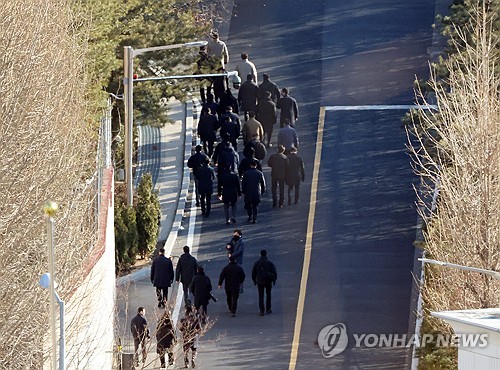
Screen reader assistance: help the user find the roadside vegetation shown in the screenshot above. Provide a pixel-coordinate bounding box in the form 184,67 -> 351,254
406,1 -> 499,368
0,0 -> 228,367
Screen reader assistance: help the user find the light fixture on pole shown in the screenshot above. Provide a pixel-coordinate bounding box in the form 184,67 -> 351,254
39,273 -> 65,370
123,41 -> 207,206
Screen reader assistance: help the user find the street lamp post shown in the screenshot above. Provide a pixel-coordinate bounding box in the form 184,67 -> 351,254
39,273 -> 65,370
123,41 -> 207,206
42,201 -> 62,370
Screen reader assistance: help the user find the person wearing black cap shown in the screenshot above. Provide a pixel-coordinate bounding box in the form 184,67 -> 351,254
218,256 -> 246,317
252,250 -> 277,316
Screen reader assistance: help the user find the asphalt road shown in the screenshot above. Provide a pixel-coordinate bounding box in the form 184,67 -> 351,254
190,0 -> 438,369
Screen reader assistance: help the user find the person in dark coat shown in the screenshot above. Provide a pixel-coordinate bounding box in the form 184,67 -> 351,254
256,91 -> 277,147
197,107 -> 219,157
244,137 -> 267,161
179,303 -> 200,369
131,307 -> 149,366
196,158 -> 215,217
156,310 -> 175,368
151,248 -> 174,308
241,160 -> 266,223
215,140 -> 239,178
219,107 -> 241,150
277,87 -> 299,128
258,73 -> 281,104
176,246 -> 198,304
252,249 -> 277,316
286,146 -> 305,204
225,229 -> 245,266
196,45 -> 213,104
238,147 -> 262,179
277,120 -> 299,154
238,74 -> 259,121
212,132 -> 231,167
218,256 -> 246,317
217,88 -> 239,116
187,145 -> 209,207
190,265 -> 213,315
218,168 -> 241,225
267,145 -> 289,208
202,93 -> 219,116
212,66 -> 227,102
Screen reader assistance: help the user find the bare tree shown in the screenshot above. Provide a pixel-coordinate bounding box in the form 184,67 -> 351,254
408,0 -> 499,329
0,0 -> 98,367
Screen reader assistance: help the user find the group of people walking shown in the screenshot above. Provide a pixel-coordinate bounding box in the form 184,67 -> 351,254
191,65 -> 304,223
134,237 -> 277,368
130,29 -> 304,368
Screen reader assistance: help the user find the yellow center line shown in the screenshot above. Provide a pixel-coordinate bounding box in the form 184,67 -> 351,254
288,106 -> 326,369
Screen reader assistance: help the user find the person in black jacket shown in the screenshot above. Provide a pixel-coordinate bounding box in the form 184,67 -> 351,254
131,307 -> 149,366
190,265 -> 213,315
219,108 -> 241,151
197,107 -> 219,157
241,160 -> 266,224
176,246 -> 198,304
217,88 -> 239,116
196,158 -> 215,217
156,310 -> 175,368
257,73 -> 280,104
238,147 -> 262,179
187,145 -> 209,207
256,90 -> 277,147
252,250 -> 277,316
238,74 -> 259,121
218,256 -> 246,317
277,87 -> 299,128
218,168 -> 241,225
151,248 -> 174,308
267,145 -> 289,208
286,146 -> 305,204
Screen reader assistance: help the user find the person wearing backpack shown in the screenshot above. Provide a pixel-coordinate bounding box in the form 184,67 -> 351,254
252,250 -> 277,316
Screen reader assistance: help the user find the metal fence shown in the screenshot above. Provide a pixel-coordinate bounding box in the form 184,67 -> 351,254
94,98 -> 113,233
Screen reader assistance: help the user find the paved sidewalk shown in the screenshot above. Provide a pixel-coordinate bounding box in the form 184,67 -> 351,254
116,97 -> 197,369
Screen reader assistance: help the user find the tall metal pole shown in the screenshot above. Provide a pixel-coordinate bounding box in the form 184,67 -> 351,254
55,292 -> 65,370
44,201 -> 58,370
123,46 -> 134,206
123,41 -> 207,206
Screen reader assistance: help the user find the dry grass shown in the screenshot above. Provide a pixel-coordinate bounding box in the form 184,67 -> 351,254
408,2 -> 499,321
0,0 -> 97,367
